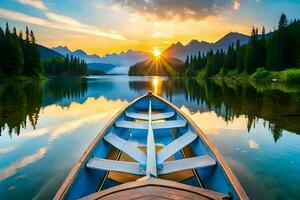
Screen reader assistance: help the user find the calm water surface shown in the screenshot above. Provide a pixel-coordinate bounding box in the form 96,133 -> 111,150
0,76 -> 300,200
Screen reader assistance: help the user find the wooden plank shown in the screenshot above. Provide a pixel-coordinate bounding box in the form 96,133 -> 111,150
104,133 -> 146,163
146,101 -> 157,177
86,158 -> 145,175
158,155 -> 216,175
152,120 -> 186,129
115,120 -> 148,129
115,120 -> 186,130
80,177 -> 230,200
157,130 -> 197,163
125,111 -> 175,120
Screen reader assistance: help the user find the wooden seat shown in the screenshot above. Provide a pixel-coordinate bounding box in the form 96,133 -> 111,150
159,155 -> 216,175
115,120 -> 186,130
86,158 -> 144,175
125,111 -> 175,120
157,130 -> 198,163
104,133 -> 146,163
86,155 -> 215,176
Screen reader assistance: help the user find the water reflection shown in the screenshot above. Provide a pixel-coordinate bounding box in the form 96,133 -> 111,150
0,147 -> 47,181
0,76 -> 299,200
0,78 -> 87,136
129,78 -> 300,141
43,77 -> 88,106
1,77 -> 299,142
0,82 -> 43,136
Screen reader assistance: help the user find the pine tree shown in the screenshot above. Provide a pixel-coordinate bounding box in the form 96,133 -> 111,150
266,13 -> 290,70
237,44 -> 246,72
30,30 -> 43,76
182,55 -> 189,76
5,23 -> 10,37
23,26 -> 31,75
19,30 -> 23,40
25,26 -> 29,42
30,30 -> 36,44
0,27 -> 5,74
197,51 -> 201,71
244,27 -> 258,73
257,26 -> 267,68
12,27 -> 17,38
277,13 -> 289,70
1,23 -> 24,75
9,38 -> 24,75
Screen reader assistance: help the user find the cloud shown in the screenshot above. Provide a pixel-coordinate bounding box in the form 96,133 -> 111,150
233,0 -> 240,10
180,106 -> 246,135
0,8 -> 131,41
113,0 -> 240,21
0,147 -> 47,181
21,111 -> 117,142
248,139 -> 259,149
0,147 -> 15,155
17,0 -> 46,10
21,96 -> 128,141
0,8 -> 47,25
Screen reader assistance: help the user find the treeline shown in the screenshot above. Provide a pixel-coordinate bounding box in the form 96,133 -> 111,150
0,23 -> 43,77
181,14 -> 300,77
44,55 -> 88,76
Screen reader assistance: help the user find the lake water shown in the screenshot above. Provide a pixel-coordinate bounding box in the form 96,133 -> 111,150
0,76 -> 300,200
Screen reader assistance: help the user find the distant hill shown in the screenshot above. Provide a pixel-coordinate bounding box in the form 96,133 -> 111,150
128,56 -> 184,76
51,46 -> 150,66
37,45 -> 63,61
51,45 -> 71,56
163,32 -> 250,60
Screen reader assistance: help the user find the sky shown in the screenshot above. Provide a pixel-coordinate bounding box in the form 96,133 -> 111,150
0,0 -> 300,56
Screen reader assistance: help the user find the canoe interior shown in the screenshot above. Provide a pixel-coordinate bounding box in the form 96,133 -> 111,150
62,95 -> 241,200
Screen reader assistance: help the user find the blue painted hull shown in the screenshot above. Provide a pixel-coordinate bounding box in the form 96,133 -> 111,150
55,93 -> 248,200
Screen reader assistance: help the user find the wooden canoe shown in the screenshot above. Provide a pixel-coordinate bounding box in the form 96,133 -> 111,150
54,92 -> 248,200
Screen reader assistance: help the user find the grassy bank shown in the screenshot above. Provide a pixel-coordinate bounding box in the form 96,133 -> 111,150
0,75 -> 47,83
251,68 -> 300,83
197,68 -> 300,83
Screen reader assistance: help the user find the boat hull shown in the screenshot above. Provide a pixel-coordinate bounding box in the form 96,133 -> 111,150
54,93 -> 248,200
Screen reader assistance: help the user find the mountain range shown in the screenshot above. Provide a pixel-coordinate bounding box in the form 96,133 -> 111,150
37,45 -> 63,61
50,32 -> 250,66
39,31 -> 257,74
51,46 -> 150,66
163,32 -> 250,60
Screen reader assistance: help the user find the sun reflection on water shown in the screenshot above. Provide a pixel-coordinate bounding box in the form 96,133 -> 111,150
151,77 -> 162,95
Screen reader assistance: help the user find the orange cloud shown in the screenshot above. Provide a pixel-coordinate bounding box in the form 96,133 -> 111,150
113,0 -> 240,21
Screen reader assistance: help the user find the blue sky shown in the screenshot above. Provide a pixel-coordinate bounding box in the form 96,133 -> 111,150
0,0 -> 299,55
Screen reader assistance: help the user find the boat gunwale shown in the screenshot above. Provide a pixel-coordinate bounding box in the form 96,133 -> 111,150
151,93 -> 249,200
80,177 -> 230,200
54,92 -> 249,200
53,94 -> 146,200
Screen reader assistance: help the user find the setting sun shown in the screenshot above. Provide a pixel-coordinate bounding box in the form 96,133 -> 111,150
153,48 -> 161,57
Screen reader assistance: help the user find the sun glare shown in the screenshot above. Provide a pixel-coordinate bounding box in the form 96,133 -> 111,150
153,48 -> 161,57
